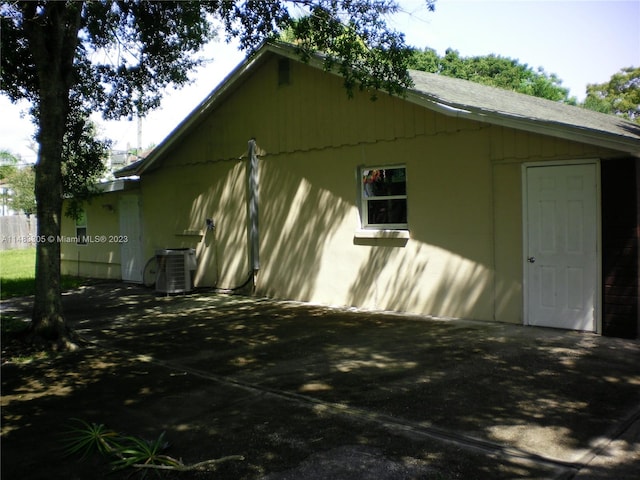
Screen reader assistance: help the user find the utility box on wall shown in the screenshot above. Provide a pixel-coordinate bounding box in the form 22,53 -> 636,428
155,248 -> 197,294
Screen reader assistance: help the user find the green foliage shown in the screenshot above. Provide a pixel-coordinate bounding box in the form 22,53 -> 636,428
408,47 -> 574,103
286,7 -> 411,97
4,0 -> 425,118
582,93 -> 613,115
61,105 -> 110,220
62,420 -> 180,478
280,1 -> 434,98
0,150 -> 19,179
62,419 -> 123,459
1,2 -> 211,119
1,115 -> 108,220
584,67 -> 640,123
407,48 -> 639,121
111,432 -> 180,473
4,165 -> 36,216
62,419 -> 232,477
0,150 -> 20,212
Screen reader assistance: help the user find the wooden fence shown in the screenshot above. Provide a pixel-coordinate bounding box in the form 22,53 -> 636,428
0,215 -> 37,250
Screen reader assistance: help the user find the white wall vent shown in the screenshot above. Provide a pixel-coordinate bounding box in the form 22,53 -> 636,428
155,248 -> 197,294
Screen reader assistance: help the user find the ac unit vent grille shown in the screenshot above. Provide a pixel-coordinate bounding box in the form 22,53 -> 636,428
155,248 -> 196,294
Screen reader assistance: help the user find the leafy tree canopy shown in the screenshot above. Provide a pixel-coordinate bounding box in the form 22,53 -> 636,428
280,2 -> 434,98
408,47 -> 575,103
583,67 -> 640,123
61,106 -> 111,219
0,150 -> 36,216
0,150 -> 19,179
5,165 -> 36,216
2,1 -> 436,119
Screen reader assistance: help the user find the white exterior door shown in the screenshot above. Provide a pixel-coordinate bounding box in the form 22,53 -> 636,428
524,163 -> 598,331
119,195 -> 144,283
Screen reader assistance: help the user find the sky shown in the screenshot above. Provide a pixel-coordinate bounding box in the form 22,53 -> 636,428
1,0 -> 639,165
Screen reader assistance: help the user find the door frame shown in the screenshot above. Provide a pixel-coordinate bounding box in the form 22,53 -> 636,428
119,194 -> 144,283
521,159 -> 602,333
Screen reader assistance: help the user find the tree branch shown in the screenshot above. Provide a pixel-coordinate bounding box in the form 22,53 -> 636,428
131,455 -> 245,472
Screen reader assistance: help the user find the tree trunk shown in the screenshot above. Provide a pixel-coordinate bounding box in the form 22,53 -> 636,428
22,2 -> 83,349
31,85 -> 69,346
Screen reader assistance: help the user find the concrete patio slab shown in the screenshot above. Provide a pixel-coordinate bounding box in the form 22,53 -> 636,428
2,281 -> 639,479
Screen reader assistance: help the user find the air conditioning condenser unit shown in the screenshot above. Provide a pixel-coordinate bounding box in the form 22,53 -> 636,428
155,248 -> 197,294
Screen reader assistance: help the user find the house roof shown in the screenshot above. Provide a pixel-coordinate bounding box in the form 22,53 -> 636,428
116,41 -> 640,178
406,70 -> 640,154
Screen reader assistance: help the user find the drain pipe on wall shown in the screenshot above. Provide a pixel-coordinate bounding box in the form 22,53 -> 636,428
247,138 -> 260,292
207,138 -> 260,295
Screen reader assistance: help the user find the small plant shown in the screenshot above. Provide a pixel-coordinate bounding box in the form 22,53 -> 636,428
62,418 -> 122,459
111,431 -> 181,472
62,418 -> 244,477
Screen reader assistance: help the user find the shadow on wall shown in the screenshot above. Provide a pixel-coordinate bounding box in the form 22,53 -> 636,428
243,147 -> 519,320
258,154 -> 353,302
347,243 -> 513,320
170,133 -> 520,321
188,161 -> 250,288
144,160 -> 251,289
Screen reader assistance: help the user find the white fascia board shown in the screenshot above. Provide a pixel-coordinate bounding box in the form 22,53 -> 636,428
63,178 -> 138,199
97,178 -> 139,193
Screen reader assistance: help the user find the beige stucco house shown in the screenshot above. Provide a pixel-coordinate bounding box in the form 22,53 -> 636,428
61,42 -> 640,338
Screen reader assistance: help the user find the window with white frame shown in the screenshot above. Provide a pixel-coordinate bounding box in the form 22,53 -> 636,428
360,165 -> 408,229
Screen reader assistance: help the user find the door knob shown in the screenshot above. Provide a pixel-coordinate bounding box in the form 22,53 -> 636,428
527,256 -> 536,263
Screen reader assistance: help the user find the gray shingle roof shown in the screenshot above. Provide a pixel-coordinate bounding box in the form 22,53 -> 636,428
407,69 -> 640,154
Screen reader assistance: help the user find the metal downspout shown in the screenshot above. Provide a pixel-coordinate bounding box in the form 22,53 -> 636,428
248,138 -> 260,290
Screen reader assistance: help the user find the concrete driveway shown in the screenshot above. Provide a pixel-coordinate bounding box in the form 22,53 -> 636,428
2,281 -> 639,479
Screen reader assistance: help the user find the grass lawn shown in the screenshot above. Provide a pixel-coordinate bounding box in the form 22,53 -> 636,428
0,247 -> 83,300
0,247 -> 36,278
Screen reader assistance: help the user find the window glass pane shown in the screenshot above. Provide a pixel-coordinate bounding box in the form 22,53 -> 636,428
362,168 -> 406,198
76,227 -> 87,245
76,209 -> 87,244
367,198 -> 407,225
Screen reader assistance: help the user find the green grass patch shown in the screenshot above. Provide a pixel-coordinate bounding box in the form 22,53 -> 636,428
0,247 -> 36,278
1,278 -> 36,300
1,247 -> 36,299
0,247 -> 84,299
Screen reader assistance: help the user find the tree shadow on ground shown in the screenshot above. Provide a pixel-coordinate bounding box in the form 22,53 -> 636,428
2,283 -> 639,479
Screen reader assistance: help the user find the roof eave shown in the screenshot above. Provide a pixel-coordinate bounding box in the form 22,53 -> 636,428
490,115 -> 640,157
405,90 -> 640,157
